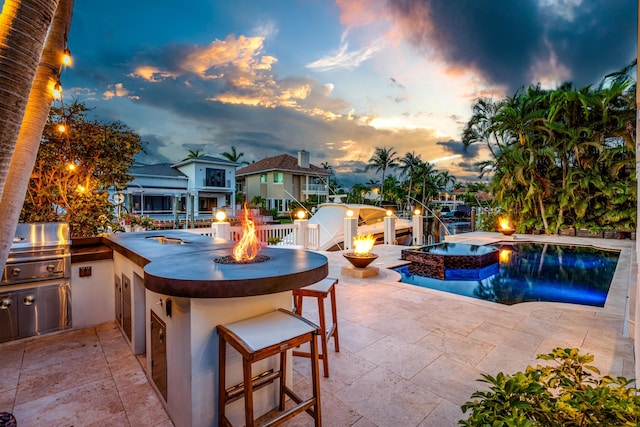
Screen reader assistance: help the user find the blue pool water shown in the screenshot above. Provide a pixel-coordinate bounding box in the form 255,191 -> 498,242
395,243 -> 620,306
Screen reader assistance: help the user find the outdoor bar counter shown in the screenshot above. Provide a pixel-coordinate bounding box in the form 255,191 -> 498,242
104,230 -> 329,427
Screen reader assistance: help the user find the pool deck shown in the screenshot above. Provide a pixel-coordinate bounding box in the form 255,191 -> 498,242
0,232 -> 635,426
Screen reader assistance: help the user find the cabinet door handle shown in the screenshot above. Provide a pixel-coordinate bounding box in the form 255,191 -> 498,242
23,295 -> 35,306
0,298 -> 12,309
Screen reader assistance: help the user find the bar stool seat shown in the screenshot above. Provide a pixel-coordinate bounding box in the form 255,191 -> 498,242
217,308 -> 322,427
293,277 -> 339,377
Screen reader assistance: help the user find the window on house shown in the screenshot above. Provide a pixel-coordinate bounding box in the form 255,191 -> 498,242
273,172 -> 283,183
260,174 -> 267,183
205,168 -> 225,187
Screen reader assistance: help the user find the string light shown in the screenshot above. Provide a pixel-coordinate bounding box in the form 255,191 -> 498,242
57,123 -> 66,133
52,80 -> 62,99
62,48 -> 72,67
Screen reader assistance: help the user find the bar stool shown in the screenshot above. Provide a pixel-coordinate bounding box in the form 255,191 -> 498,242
217,308 -> 322,427
293,277 -> 339,378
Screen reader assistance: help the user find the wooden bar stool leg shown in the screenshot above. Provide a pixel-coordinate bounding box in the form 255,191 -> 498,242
310,331 -> 322,427
243,359 -> 255,427
317,296 -> 329,378
278,350 -> 286,411
330,287 -> 340,352
218,334 -> 227,425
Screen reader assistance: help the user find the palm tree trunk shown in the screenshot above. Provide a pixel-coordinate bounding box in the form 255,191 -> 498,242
0,0 -> 67,269
0,0 -> 59,201
537,194 -> 549,233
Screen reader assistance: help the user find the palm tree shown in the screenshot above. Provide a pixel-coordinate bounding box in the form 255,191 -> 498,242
183,149 -> 205,161
221,146 -> 249,165
399,151 -> 422,211
365,146 -> 399,205
0,0 -> 72,270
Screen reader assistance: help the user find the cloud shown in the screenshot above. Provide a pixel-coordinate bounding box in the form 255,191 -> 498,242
306,32 -> 386,71
103,83 -> 137,100
384,0 -> 636,93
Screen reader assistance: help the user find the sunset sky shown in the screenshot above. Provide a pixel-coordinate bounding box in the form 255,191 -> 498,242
63,0 -> 637,188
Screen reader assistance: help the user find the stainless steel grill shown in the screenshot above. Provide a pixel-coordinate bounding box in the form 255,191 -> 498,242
0,223 -> 71,343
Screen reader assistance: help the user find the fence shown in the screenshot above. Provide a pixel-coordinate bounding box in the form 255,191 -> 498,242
183,221 -> 321,250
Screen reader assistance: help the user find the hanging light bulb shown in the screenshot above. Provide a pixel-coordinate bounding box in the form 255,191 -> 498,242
62,48 -> 72,67
57,123 -> 67,133
52,80 -> 62,99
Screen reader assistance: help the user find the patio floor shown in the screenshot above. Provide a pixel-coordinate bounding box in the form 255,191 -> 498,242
0,232 -> 635,426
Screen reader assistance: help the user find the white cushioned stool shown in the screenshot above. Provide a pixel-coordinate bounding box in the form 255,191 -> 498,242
217,308 -> 322,427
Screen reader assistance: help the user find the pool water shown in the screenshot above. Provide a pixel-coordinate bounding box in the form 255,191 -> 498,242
395,242 -> 620,306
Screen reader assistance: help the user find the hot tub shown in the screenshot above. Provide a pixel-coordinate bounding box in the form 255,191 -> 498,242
401,242 -> 499,279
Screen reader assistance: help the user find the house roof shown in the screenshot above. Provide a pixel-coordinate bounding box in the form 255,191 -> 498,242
236,154 -> 331,177
172,155 -> 239,168
131,163 -> 187,178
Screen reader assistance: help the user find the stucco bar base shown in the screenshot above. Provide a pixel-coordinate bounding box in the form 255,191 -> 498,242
145,289 -> 293,427
341,265 -> 380,278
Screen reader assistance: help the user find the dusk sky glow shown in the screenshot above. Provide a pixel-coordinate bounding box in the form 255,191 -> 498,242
63,0 -> 637,188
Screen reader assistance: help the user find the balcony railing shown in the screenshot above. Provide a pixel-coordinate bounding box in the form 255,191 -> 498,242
302,183 -> 328,194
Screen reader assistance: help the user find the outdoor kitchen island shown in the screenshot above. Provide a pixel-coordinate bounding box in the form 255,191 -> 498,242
104,231 -> 329,427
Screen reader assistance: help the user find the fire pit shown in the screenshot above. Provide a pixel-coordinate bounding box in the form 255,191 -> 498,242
342,233 -> 380,278
498,218 -> 516,236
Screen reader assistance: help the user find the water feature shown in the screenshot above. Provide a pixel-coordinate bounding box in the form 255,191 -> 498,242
395,242 -> 620,306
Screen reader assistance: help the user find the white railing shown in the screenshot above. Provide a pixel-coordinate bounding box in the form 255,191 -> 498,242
183,222 -> 320,250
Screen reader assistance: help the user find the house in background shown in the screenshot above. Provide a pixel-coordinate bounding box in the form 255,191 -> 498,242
120,156 -> 239,220
236,150 -> 332,213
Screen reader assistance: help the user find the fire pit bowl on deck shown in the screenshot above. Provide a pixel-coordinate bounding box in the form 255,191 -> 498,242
343,252 -> 378,269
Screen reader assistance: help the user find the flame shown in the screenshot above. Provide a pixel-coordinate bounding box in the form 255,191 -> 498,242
353,233 -> 375,256
232,204 -> 261,262
499,249 -> 512,263
499,218 -> 513,230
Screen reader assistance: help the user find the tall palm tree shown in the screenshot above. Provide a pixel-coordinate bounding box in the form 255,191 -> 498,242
0,0 -> 71,271
399,151 -> 422,211
221,146 -> 249,165
365,146 -> 398,205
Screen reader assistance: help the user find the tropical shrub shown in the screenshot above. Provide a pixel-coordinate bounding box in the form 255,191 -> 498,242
460,348 -> 640,426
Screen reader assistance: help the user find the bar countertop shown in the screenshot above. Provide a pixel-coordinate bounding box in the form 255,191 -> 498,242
105,230 -> 328,298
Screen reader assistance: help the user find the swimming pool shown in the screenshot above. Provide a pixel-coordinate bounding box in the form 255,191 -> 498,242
395,242 -> 620,306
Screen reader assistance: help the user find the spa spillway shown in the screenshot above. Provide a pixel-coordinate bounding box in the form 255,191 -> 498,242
401,242 -> 499,280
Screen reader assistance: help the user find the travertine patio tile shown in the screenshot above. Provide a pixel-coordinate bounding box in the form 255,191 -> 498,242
468,321 -> 545,352
0,389 -> 14,413
21,328 -> 102,372
15,351 -> 110,405
356,335 -> 440,379
410,355 -> 484,407
335,367 -> 442,427
475,344 -> 539,375
418,397 -> 466,426
0,341 -> 24,394
367,315 -> 433,343
338,319 -> 384,353
292,348 -> 377,395
415,329 -> 495,367
12,377 -> 125,426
